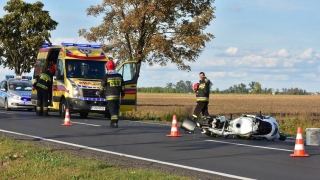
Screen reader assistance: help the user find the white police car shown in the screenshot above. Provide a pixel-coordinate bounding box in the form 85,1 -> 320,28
0,75 -> 33,111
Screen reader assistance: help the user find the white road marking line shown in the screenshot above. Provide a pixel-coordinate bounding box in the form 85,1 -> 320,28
70,122 -> 101,126
0,129 -> 256,180
206,139 -> 292,152
122,120 -> 170,126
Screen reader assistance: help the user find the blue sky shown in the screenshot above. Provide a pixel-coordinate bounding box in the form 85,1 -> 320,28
1,0 -> 319,92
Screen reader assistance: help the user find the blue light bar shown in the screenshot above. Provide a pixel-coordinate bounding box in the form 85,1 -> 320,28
61,43 -> 76,47
61,43 -> 101,48
42,43 -> 52,48
5,75 -> 14,79
91,44 -> 101,48
77,44 -> 89,47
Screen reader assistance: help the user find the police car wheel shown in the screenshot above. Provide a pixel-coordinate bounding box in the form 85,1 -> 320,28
80,112 -> 88,118
4,99 -> 11,111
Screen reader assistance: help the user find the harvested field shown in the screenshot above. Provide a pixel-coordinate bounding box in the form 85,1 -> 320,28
133,93 -> 320,122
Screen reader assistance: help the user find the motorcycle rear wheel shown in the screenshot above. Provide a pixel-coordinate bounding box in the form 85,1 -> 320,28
279,132 -> 286,141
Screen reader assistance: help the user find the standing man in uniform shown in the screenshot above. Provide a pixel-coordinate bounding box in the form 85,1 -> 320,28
192,72 -> 211,121
99,60 -> 125,128
33,62 -> 55,116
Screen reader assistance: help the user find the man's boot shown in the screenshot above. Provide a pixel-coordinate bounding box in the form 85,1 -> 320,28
36,107 -> 42,116
110,120 -> 118,128
43,107 -> 49,116
191,116 -> 200,127
43,110 -> 49,116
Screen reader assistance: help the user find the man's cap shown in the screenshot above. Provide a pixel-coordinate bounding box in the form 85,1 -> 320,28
199,72 -> 205,76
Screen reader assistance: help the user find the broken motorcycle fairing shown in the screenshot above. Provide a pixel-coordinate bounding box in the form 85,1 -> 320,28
181,114 -> 286,141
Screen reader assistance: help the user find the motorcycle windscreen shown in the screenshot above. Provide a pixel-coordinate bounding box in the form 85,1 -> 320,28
232,117 -> 254,135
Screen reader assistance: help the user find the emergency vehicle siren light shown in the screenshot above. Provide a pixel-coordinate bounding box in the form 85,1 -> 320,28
42,43 -> 52,48
21,76 -> 32,80
61,43 -> 101,49
61,43 -> 76,47
5,75 -> 14,79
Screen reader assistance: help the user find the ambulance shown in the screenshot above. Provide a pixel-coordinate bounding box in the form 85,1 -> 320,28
31,43 -> 138,118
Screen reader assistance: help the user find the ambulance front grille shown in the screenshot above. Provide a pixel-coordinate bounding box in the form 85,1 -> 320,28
82,89 -> 99,98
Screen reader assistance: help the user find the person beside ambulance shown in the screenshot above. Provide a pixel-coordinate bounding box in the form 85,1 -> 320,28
98,60 -> 125,128
32,62 -> 55,116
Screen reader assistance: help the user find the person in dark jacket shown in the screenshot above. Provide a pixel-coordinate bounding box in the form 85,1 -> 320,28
192,72 -> 211,120
33,62 -> 55,116
98,60 -> 125,128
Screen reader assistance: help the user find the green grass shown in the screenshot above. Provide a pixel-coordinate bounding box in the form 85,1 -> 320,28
0,136 -> 191,180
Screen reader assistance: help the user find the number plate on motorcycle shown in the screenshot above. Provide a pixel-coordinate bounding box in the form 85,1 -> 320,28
90,106 -> 105,111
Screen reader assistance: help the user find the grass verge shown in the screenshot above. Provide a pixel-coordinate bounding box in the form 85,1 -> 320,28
0,136 -> 192,180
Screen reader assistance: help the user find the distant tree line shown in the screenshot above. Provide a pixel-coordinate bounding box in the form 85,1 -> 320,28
137,80 -> 309,95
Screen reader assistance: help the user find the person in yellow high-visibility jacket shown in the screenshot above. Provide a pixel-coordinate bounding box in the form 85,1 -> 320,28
32,62 -> 55,116
192,72 -> 211,121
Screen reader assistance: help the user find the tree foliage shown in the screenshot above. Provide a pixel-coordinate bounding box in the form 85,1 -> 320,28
79,0 -> 215,75
0,0 -> 58,75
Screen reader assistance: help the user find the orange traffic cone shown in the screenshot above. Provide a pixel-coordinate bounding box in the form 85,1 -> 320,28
62,108 -> 73,126
167,115 -> 182,137
290,127 -> 309,157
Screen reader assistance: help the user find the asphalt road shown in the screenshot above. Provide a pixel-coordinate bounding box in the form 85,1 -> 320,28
1,109 -> 319,180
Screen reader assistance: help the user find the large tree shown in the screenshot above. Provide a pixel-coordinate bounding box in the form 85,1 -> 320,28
79,0 -> 215,75
0,0 -> 58,75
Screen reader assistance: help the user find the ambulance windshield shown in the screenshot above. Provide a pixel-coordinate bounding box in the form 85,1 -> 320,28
66,60 -> 106,79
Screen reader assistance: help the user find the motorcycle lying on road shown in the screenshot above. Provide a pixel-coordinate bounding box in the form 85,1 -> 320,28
181,112 -> 286,141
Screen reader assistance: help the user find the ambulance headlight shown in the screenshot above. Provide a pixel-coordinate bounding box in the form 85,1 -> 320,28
10,93 -> 21,100
72,85 -> 80,97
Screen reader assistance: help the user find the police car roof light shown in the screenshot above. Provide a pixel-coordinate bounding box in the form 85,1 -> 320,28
42,43 -> 52,48
5,75 -> 14,79
21,76 -> 32,80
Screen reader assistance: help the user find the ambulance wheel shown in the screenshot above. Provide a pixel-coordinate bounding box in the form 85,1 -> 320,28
4,99 -> 11,111
80,112 -> 88,118
59,98 -> 67,118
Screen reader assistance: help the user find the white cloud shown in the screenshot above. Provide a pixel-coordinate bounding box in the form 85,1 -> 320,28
302,73 -> 317,78
300,48 -> 315,59
278,49 -> 290,58
235,55 -> 278,67
202,58 -> 227,66
262,49 -> 278,57
283,60 -> 294,67
224,47 -> 238,56
270,68 -> 299,73
263,74 -> 289,81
